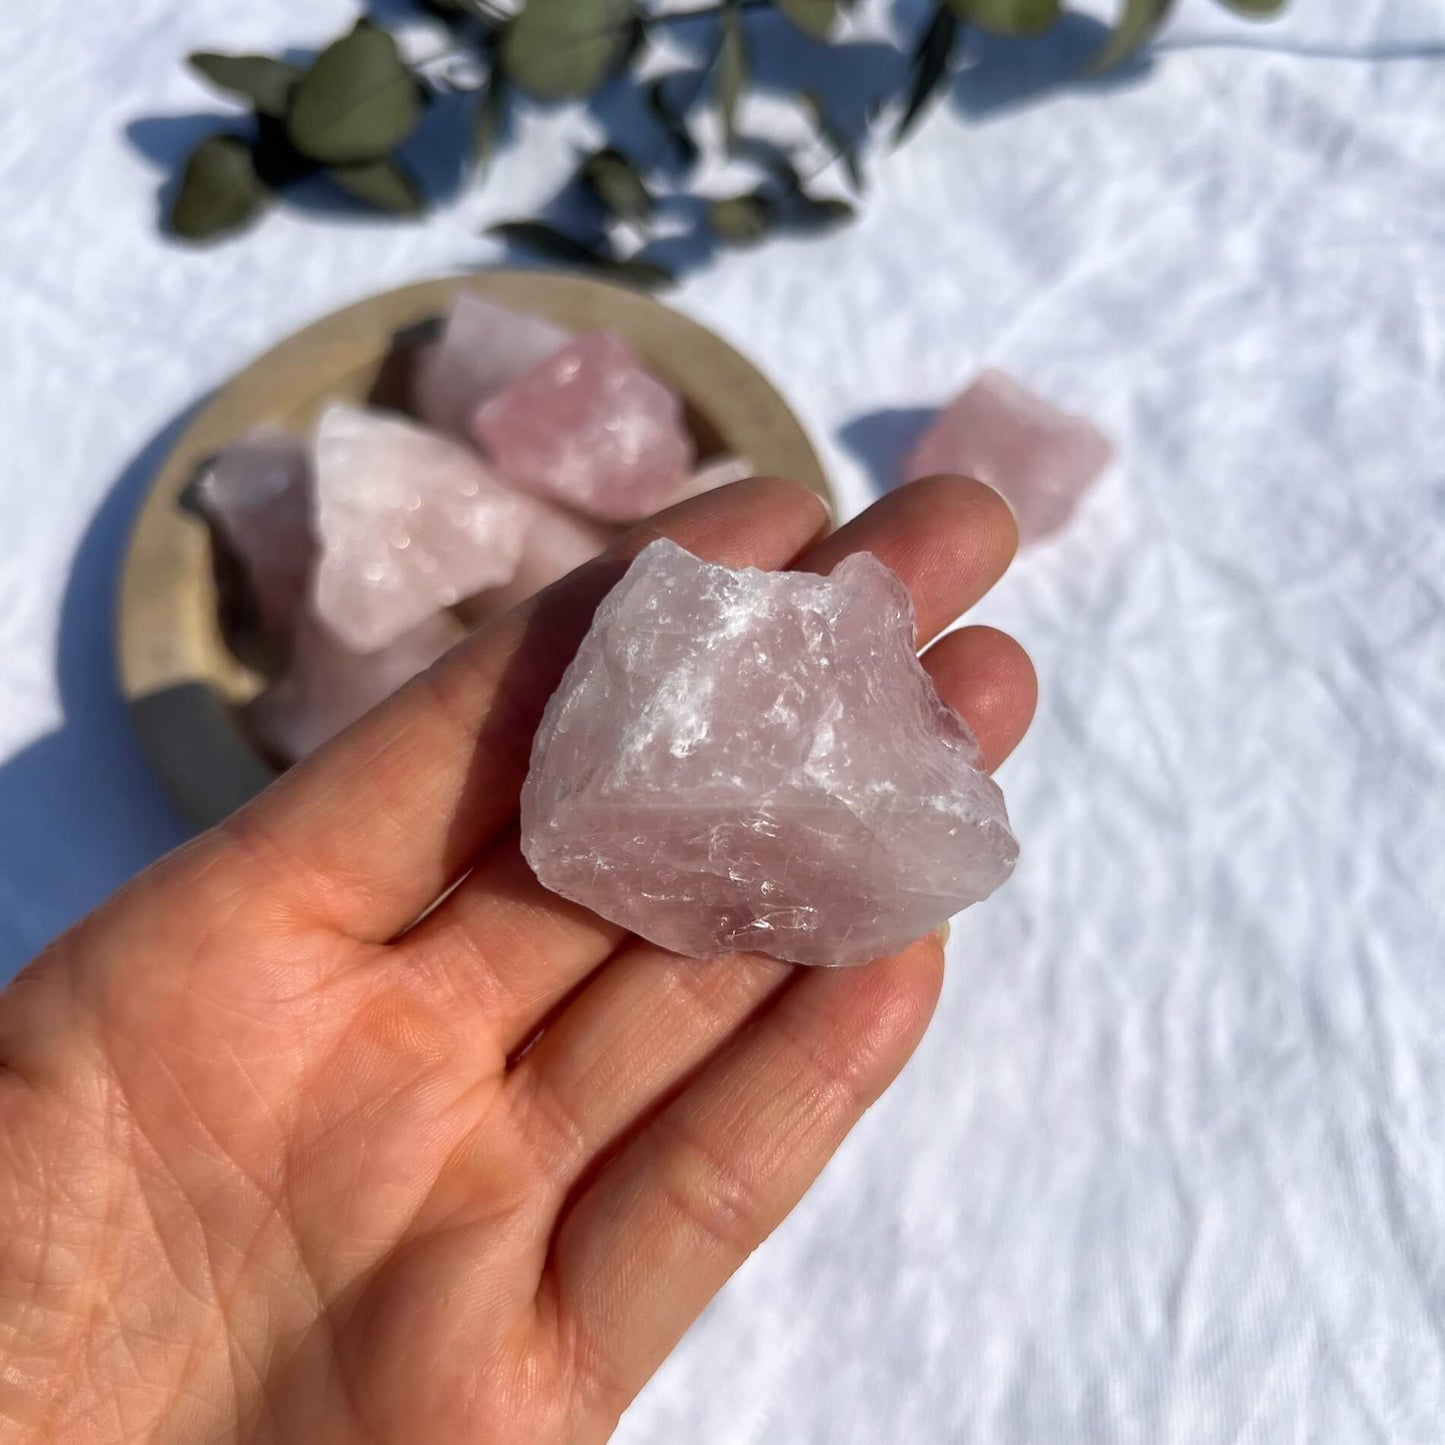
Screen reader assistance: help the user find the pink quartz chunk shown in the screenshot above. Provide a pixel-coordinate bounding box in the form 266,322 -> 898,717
468,501 -> 616,619
192,429 -> 312,637
312,404 -> 529,654
473,331 -> 695,522
247,611 -> 465,764
413,293 -> 571,440
903,370 -> 1113,543
521,539 -> 1018,967
671,454 -> 755,503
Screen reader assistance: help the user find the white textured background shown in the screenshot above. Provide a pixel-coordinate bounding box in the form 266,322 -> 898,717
3,1 -> 1445,1439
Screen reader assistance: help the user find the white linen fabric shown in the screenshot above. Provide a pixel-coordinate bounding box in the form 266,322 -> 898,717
1,1 -> 1443,1438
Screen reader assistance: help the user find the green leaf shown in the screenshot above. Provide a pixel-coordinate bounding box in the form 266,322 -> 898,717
776,0 -> 840,39
601,257 -> 677,291
794,193 -> 856,230
1090,0 -> 1174,71
169,134 -> 269,242
894,6 -> 959,144
487,221 -> 673,289
951,0 -> 1061,36
717,0 -> 749,155
188,53 -> 302,118
471,71 -> 508,179
710,193 -> 775,245
329,157 -> 426,214
581,147 -> 652,222
803,89 -> 863,192
646,76 -> 700,167
500,0 -> 637,100
1213,0 -> 1287,13
287,23 -> 424,165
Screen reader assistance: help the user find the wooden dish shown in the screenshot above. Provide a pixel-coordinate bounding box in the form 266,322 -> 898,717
118,271 -> 830,829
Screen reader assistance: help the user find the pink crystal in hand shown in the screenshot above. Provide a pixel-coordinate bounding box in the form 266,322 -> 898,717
413,293 -> 571,440
246,611 -> 465,764
312,404 -> 529,654
521,539 -> 1018,967
473,331 -> 695,522
192,429 -> 312,638
904,370 -> 1112,543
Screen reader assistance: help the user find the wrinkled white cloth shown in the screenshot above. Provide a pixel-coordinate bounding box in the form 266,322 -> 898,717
2,0 -> 1444,1439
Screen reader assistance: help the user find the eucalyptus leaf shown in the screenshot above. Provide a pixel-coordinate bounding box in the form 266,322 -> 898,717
803,89 -> 863,192
287,24 -> 424,164
602,257 -> 677,291
646,76 -> 700,167
489,220 -> 604,265
170,134 -> 269,241
776,0 -> 840,39
188,52 -> 302,118
710,193 -> 775,245
488,221 -> 673,288
581,147 -> 652,222
329,157 -> 426,214
471,72 -> 508,178
794,193 -> 856,229
894,6 -> 959,144
951,0 -> 1062,37
717,0 -> 749,155
1213,0 -> 1286,13
1090,0 -> 1174,71
500,0 -> 637,100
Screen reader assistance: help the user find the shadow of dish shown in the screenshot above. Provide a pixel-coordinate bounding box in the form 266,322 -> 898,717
0,412 -> 201,981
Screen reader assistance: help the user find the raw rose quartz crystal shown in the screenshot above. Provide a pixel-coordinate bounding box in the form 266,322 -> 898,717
191,430 -> 312,637
413,293 -> 571,440
671,454 -> 756,503
521,539 -> 1018,966
473,331 -> 695,522
247,611 -> 465,764
312,404 -> 529,654
467,501 -> 616,620
904,369 -> 1112,543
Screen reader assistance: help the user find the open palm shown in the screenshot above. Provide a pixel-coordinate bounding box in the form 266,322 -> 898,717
0,476 -> 1034,1444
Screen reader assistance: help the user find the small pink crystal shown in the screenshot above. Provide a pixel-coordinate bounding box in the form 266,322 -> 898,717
247,611 -> 465,764
473,331 -> 695,522
413,293 -> 571,440
192,429 -> 312,637
522,539 -> 1018,967
671,454 -> 756,504
470,501 -> 616,619
904,370 -> 1112,543
312,404 -> 529,654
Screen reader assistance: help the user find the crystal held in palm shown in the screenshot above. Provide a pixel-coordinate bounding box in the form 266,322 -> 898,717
521,540 -> 1018,967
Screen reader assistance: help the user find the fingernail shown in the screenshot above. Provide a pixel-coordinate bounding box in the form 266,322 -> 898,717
934,919 -> 951,947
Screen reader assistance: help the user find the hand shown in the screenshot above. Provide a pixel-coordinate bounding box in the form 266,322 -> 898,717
0,476 -> 1034,1444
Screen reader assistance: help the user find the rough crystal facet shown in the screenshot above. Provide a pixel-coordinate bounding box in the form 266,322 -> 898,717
904,370 -> 1112,543
192,429 -> 312,638
522,539 -> 1018,966
473,331 -> 695,522
312,404 -> 528,654
413,293 -> 571,440
247,611 -> 464,764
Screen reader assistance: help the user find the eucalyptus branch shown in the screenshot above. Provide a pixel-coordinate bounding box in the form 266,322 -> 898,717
167,0 -> 1293,267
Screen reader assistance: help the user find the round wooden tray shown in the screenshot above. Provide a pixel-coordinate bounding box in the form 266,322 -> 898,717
118,271 -> 830,829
